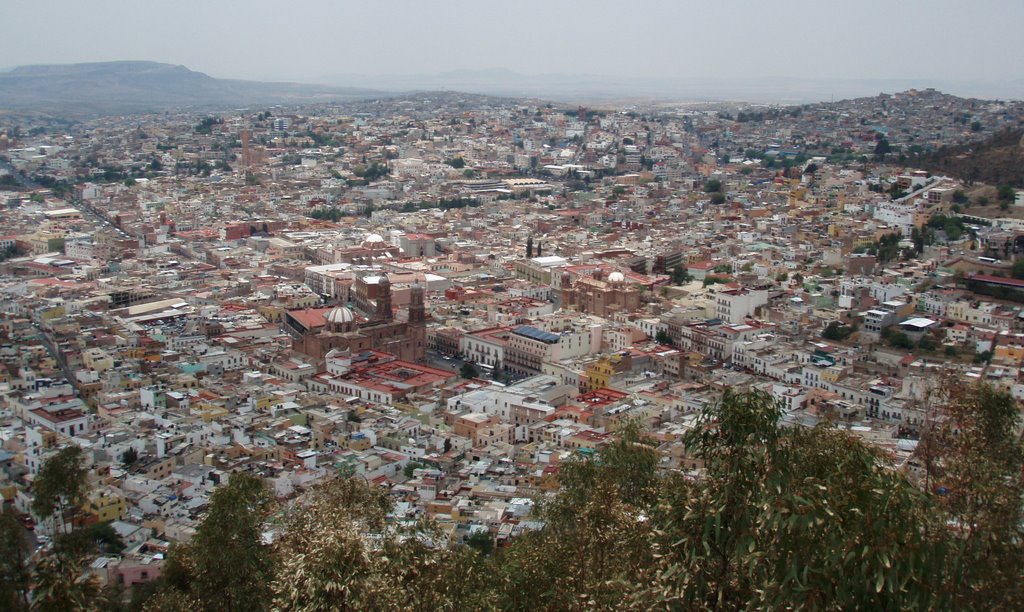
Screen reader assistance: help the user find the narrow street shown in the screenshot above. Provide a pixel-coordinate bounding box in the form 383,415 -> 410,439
31,322 -> 80,395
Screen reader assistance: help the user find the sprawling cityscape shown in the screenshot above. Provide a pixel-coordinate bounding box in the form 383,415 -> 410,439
1,2 -> 1023,609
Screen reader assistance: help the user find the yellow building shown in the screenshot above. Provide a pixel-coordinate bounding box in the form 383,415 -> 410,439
252,395 -> 275,413
83,488 -> 127,523
820,365 -> 846,384
28,230 -> 65,255
192,402 -> 228,422
82,348 -> 115,372
258,304 -> 285,322
348,435 -> 372,451
584,354 -> 623,391
994,344 -> 1024,363
38,304 -> 66,324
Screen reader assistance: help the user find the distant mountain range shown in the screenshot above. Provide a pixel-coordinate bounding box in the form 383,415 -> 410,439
320,68 -> 1024,104
0,61 -> 384,116
1,61 -> 1021,119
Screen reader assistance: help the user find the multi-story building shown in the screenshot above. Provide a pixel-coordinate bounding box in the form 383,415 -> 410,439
461,326 -> 510,369
504,325 -> 592,377
714,288 -> 769,324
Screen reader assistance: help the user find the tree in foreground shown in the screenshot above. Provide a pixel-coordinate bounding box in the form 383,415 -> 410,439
918,381 -> 1024,609
145,472 -> 273,612
635,389 -> 948,610
30,552 -> 105,612
0,508 -> 31,610
28,445 -> 109,611
31,446 -> 88,537
494,422 -> 660,610
133,386 -> 1023,611
271,477 -> 493,611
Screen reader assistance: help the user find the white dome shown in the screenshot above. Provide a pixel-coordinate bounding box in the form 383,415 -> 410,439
326,305 -> 355,325
364,233 -> 384,243
608,271 -> 626,283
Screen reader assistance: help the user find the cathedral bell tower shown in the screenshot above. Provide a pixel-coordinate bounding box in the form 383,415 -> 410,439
374,274 -> 393,321
408,282 -> 426,325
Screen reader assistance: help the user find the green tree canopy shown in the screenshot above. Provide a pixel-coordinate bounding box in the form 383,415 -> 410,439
822,320 -> 855,341
148,472 -> 273,612
271,478 -> 492,610
637,389 -> 948,609
134,387 -> 1024,611
671,265 -> 692,285
0,509 -> 31,610
998,184 -> 1016,203
31,446 -> 88,536
918,382 -> 1024,609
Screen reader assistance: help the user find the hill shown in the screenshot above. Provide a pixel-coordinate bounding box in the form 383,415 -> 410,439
916,128 -> 1024,188
0,61 -> 383,117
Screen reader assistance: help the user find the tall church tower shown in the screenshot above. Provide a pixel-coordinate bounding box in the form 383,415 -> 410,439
407,281 -> 427,361
374,274 -> 393,321
408,283 -> 426,325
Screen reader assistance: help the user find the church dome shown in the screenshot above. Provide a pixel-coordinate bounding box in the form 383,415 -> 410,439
608,271 -> 626,283
325,305 -> 355,325
362,233 -> 388,250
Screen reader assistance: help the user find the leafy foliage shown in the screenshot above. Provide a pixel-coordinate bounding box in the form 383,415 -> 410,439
193,117 -> 223,135
402,197 -> 481,212
30,552 -> 105,611
635,390 -> 947,610
133,387 -> 1024,611
0,509 -> 31,610
31,446 -> 88,536
352,162 -> 390,182
822,320 -> 855,341
121,447 -> 139,466
926,213 -> 968,241
671,265 -> 692,285
271,478 -> 492,611
148,472 -> 273,612
918,382 -> 1024,609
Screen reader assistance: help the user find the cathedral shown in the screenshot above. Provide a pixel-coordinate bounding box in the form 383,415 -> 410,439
560,269 -> 642,318
293,274 -> 427,363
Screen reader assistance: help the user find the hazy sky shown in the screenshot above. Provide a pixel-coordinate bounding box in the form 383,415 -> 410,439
3,0 -> 1022,85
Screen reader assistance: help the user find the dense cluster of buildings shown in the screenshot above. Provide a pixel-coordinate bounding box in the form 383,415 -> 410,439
0,87 -> 1022,587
